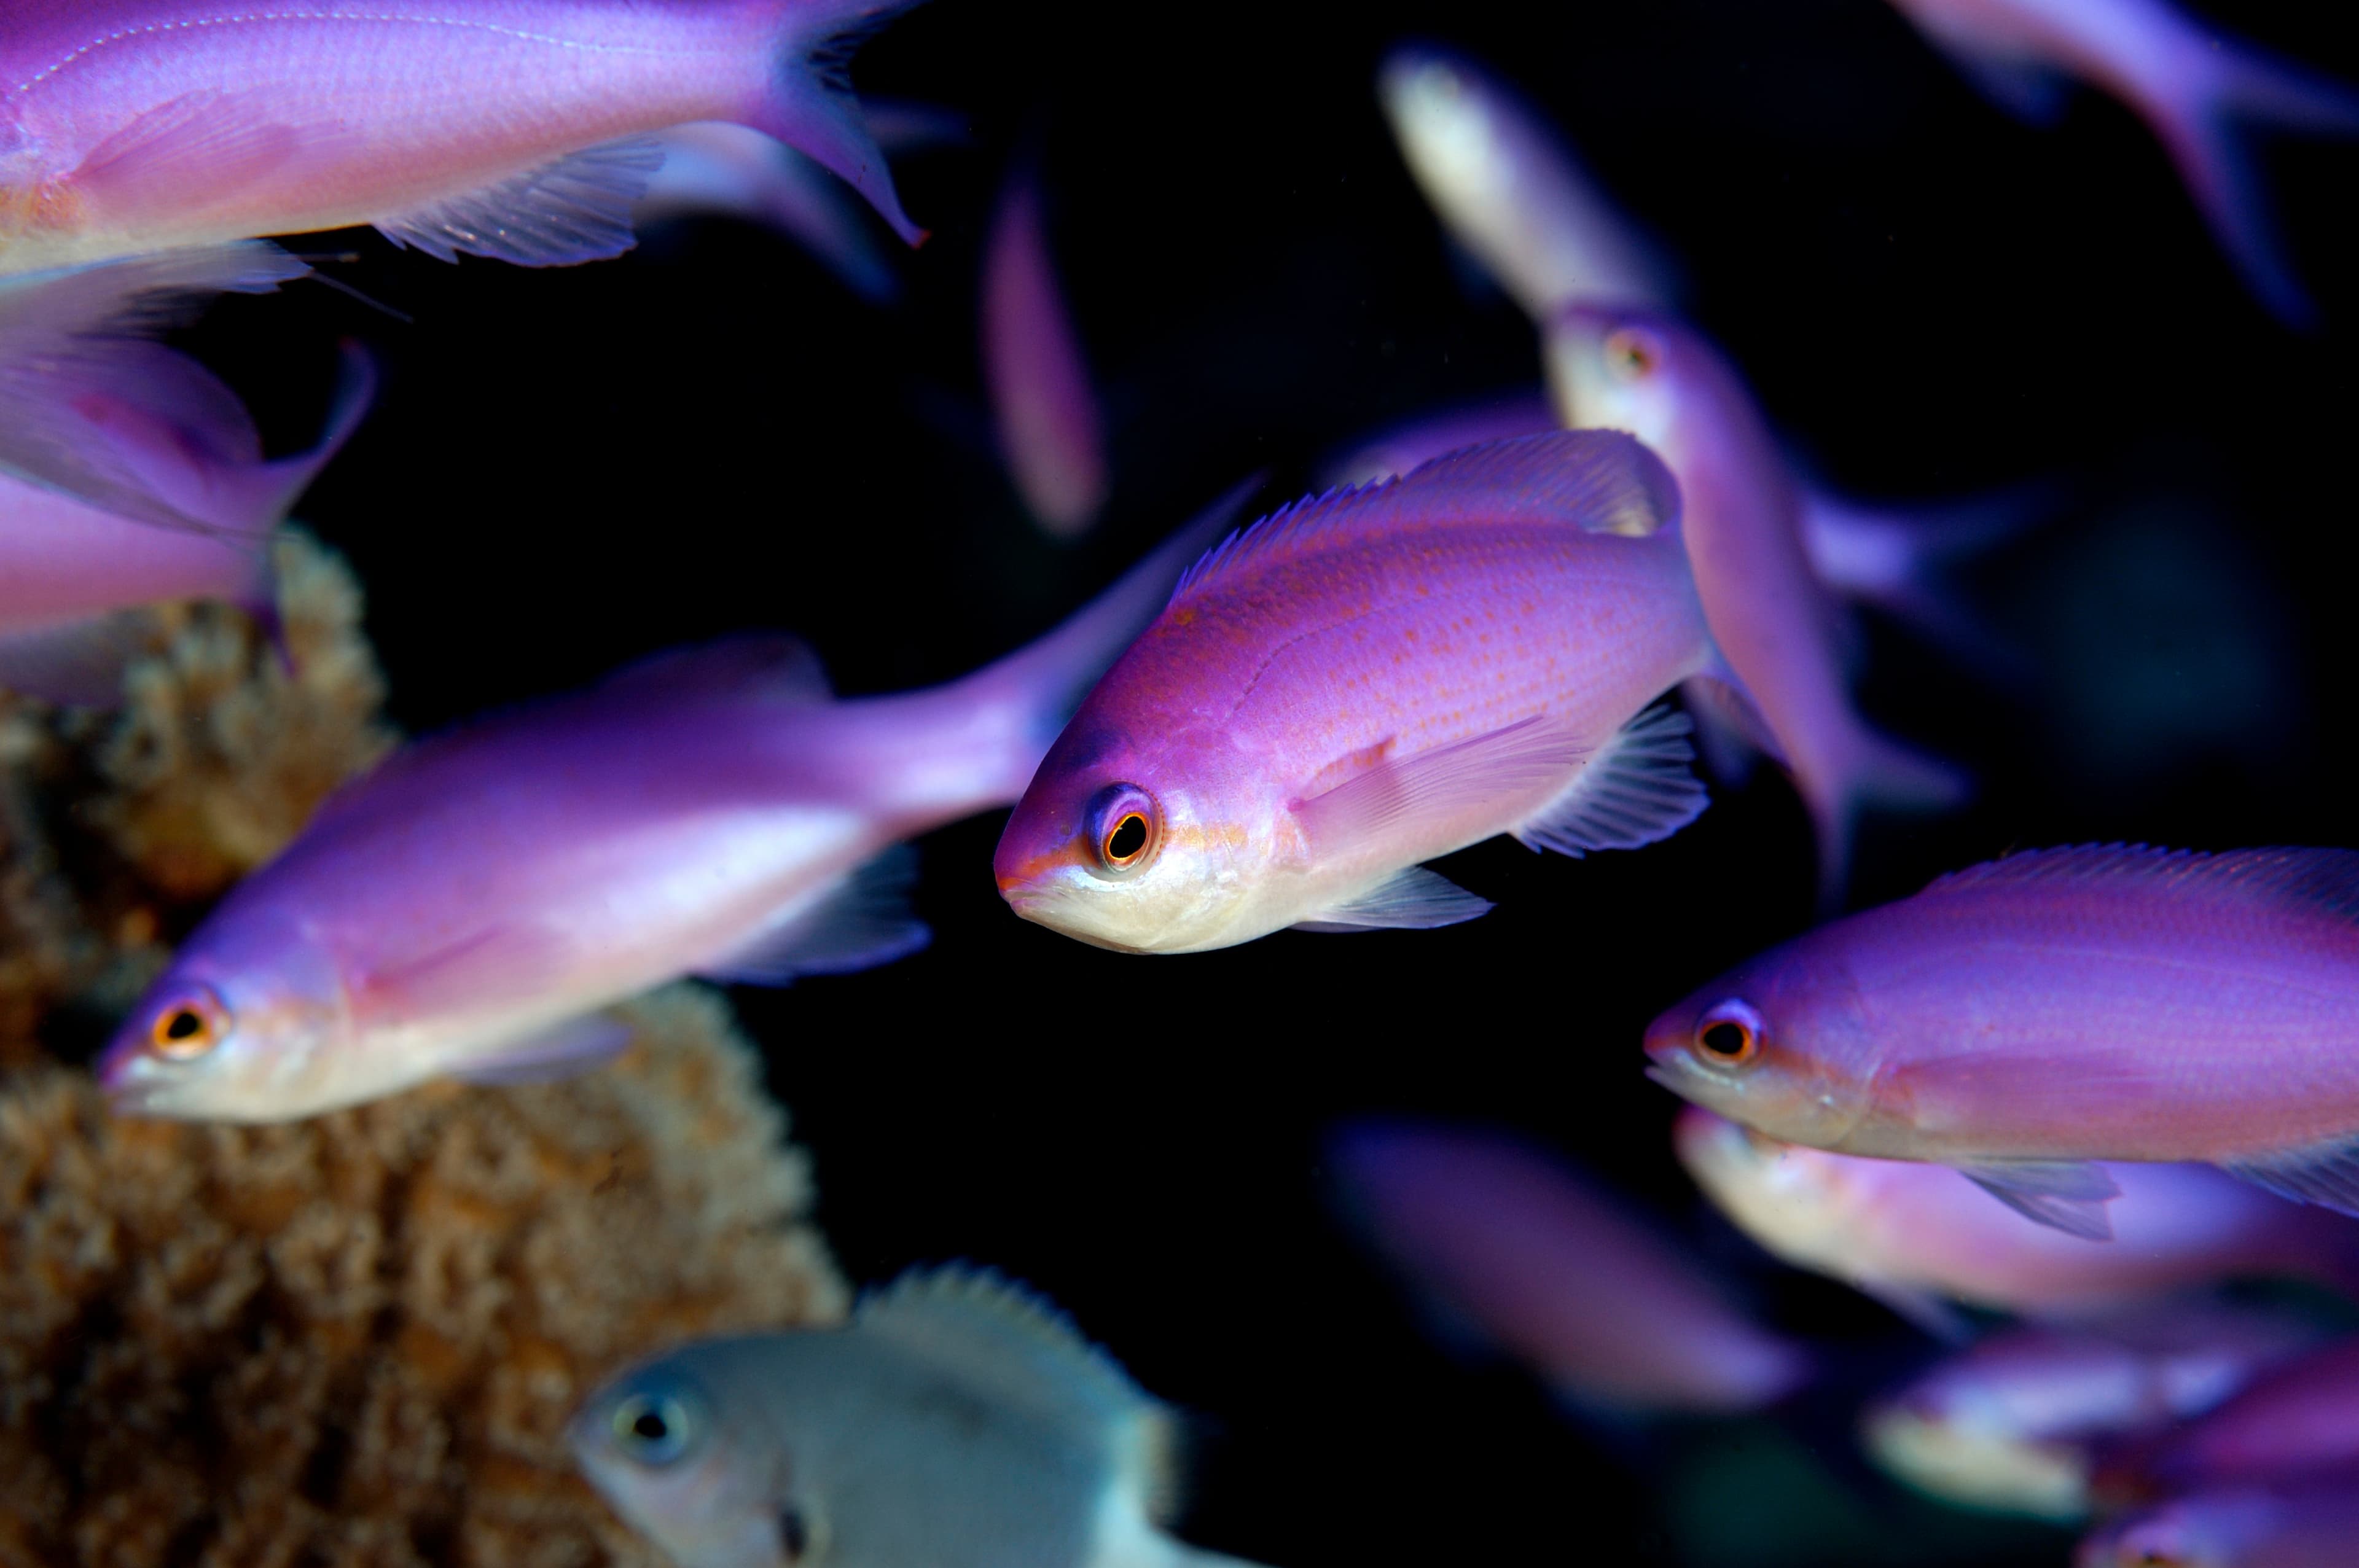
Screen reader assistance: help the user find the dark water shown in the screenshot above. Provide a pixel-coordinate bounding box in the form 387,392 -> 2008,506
182,1 -> 2359,1562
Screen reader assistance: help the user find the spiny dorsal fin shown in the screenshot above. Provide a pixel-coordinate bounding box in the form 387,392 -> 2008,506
1919,844 -> 2359,921
1169,430 -> 1678,607
855,1263 -> 1154,1433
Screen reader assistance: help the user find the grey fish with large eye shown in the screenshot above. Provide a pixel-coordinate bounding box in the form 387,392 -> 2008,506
569,1265 -> 1273,1568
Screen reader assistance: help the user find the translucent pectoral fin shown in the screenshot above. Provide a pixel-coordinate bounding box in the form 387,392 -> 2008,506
1957,1161 -> 2121,1241
71,90 -> 307,212
379,139 -> 663,267
1292,865 -> 1493,932
450,1014 -> 633,1085
695,847 -> 930,985
1292,713 -> 1587,857
2220,1137 -> 2359,1217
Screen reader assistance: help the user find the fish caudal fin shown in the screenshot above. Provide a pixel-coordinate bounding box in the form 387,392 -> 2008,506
211,339 -> 378,536
1812,727 -> 1971,907
752,0 -> 931,246
2140,40 -> 2359,327
953,476 -> 1264,800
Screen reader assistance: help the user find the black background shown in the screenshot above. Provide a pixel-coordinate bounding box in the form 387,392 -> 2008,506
175,1 -> 2359,1562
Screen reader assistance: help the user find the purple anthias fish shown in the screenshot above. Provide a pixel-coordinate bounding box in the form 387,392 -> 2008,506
980,160 -> 1108,539
2078,1480 -> 2359,1568
1885,0 -> 2359,326
0,0 -> 925,278
99,490 -> 1248,1122
993,432 -> 1722,954
1646,845 -> 2359,1241
1377,44 -> 1675,323
2100,1336 -> 2359,1500
1549,305 -> 1965,900
1864,1308 -> 2326,1522
1675,1109 -> 2359,1329
1329,1120 -> 1808,1414
637,104 -> 962,303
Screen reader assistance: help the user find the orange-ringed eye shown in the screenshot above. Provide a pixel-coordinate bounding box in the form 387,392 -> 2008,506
1104,813 -> 1149,865
148,988 -> 226,1061
1604,327 -> 1657,381
1694,999 -> 1762,1067
1084,783 -> 1160,878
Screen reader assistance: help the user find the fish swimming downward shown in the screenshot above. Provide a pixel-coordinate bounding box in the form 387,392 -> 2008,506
98,491 -> 1246,1121
1549,303 -> 1965,900
1646,844 -> 2359,1239
0,0 -> 926,278
1883,0 -> 2359,326
572,1265 -> 1274,1568
1674,1108 -> 2359,1328
981,157 -> 1108,538
994,431 -> 1723,954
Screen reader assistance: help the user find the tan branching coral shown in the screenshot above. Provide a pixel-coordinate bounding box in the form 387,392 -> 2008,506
0,986 -> 846,1568
0,542 -> 847,1565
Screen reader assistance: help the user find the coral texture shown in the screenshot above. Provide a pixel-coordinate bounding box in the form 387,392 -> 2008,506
0,545 -> 847,1566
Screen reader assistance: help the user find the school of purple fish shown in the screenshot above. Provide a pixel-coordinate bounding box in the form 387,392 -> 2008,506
4,0 -> 2357,1564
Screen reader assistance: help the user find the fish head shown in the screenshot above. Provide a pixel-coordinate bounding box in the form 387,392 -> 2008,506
2074,1494 -> 2277,1568
1644,941 -> 1879,1150
994,716 -> 1258,953
571,1349 -> 809,1568
98,905 -> 349,1121
1544,303 -> 1690,456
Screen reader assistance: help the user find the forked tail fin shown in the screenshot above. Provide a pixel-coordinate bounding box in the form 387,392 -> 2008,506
753,0 -> 932,245
1813,729 -> 1972,908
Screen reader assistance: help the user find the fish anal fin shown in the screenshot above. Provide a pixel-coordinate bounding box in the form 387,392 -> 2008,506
72,91 -> 308,213
1958,1161 -> 2119,1241
449,1014 -> 633,1086
378,139 -> 663,267
1512,703 -> 1707,857
1293,865 -> 1492,932
2220,1137 -> 2359,1217
1292,713 -> 1587,857
694,846 -> 928,985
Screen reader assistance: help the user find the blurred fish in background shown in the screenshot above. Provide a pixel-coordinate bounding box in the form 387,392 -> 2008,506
1676,1108 -> 2359,1331
1882,0 -> 2359,326
1861,1306 -> 2331,1521
573,1265 -> 1274,1568
2076,1478 -> 2359,1567
2095,1335 -> 2359,1501
0,0 -> 929,276
981,152 -> 1111,537
98,489 -> 1246,1120
1328,1119 -> 1809,1415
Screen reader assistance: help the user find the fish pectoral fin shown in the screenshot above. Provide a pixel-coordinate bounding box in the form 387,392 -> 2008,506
1511,703 -> 1708,857
450,1013 -> 634,1086
2219,1137 -> 2359,1217
694,846 -> 930,986
378,138 -> 665,267
72,90 -> 309,212
1292,865 -> 1492,932
1956,1161 -> 2121,1241
1293,713 -> 1588,856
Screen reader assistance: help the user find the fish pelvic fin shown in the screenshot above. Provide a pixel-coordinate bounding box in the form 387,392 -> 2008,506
1292,865 -> 1493,932
751,0 -> 932,246
2220,1136 -> 2359,1218
448,1013 -> 635,1086
1956,1161 -> 2120,1241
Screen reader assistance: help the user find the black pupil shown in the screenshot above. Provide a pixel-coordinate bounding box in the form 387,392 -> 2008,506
630,1409 -> 670,1442
778,1507 -> 808,1559
1106,813 -> 1148,860
1700,1021 -> 1748,1058
163,1010 -> 204,1040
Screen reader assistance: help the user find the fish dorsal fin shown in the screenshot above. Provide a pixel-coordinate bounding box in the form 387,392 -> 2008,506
856,1264 -> 1153,1435
1919,844 -> 2359,921
379,138 -> 663,267
597,634 -> 832,707
1169,430 -> 1679,607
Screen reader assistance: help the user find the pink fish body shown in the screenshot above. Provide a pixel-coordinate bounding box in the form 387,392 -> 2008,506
98,495 -> 1242,1121
1675,1109 -> 2359,1322
1864,1309 -> 2325,1522
993,432 -> 1718,954
2108,1336 -> 2359,1496
1646,846 -> 2359,1240
1885,0 -> 2359,326
0,0 -> 923,277
981,162 -> 1108,539
2078,1480 -> 2359,1568
1330,1120 -> 1808,1414
1548,305 -> 1963,899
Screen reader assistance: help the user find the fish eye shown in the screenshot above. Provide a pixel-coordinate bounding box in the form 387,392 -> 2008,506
1603,327 -> 1659,381
148,986 -> 229,1061
609,1391 -> 695,1466
1694,999 -> 1764,1067
1086,784 -> 1160,878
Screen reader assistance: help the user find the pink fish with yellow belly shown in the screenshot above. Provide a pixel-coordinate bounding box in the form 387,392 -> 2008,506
0,0 -> 925,277
993,431 -> 1726,954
